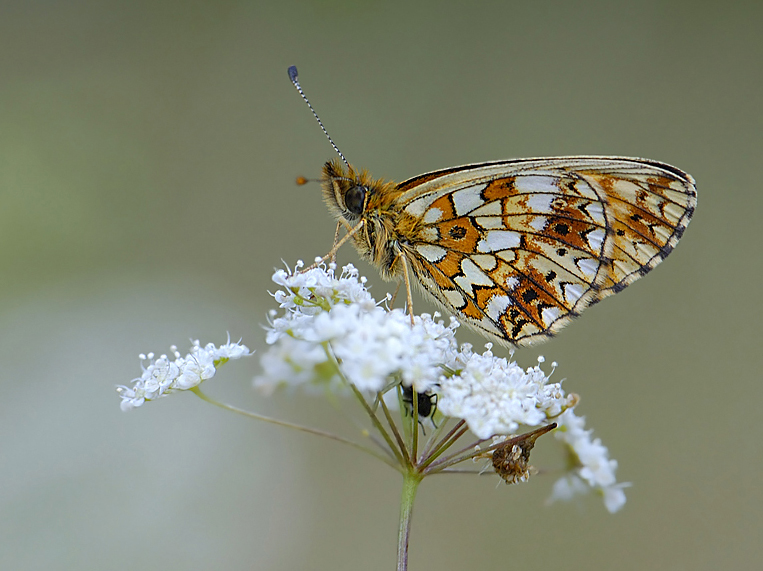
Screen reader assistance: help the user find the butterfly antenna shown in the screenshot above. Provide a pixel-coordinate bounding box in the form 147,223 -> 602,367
288,65 -> 350,169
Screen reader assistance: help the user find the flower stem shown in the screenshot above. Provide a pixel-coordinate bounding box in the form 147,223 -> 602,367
418,421 -> 469,470
397,472 -> 422,571
323,344 -> 408,468
190,387 -> 398,469
379,396 -> 411,466
348,383 -> 407,467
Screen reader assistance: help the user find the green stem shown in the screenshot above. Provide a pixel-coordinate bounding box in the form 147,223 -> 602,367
397,472 -> 422,571
411,386 -> 419,463
322,343 -> 407,468
422,419 -> 466,461
420,416 -> 449,458
379,396 -> 411,467
348,384 -> 407,468
418,422 -> 470,470
190,387 -> 397,469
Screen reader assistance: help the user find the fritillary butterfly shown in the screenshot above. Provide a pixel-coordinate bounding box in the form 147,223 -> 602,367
289,66 -> 697,346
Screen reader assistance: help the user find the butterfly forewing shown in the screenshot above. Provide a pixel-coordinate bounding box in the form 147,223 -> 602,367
394,157 -> 696,346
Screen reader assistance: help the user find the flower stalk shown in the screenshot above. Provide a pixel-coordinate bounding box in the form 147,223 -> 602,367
397,472 -> 422,571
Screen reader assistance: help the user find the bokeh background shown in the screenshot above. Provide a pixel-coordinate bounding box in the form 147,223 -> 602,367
1,1 -> 761,569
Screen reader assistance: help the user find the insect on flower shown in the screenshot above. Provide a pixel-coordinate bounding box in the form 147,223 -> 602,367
288,66 -> 696,347
401,385 -> 438,423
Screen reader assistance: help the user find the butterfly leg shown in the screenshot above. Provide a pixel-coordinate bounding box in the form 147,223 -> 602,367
389,280 -> 402,308
301,219 -> 365,272
330,221 -> 342,265
400,256 -> 415,326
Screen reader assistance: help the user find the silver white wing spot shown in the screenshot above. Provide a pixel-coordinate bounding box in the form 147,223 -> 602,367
477,230 -> 521,253
452,185 -> 485,216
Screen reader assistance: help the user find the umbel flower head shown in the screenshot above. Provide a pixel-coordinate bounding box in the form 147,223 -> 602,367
256,262 -> 459,395
117,338 -> 250,411
118,260 -> 627,513
254,260 -> 627,513
117,258 -> 630,571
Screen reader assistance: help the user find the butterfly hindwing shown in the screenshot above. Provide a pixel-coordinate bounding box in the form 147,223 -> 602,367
398,157 -> 696,346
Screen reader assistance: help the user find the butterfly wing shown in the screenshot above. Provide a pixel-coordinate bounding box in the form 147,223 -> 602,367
396,157 -> 696,346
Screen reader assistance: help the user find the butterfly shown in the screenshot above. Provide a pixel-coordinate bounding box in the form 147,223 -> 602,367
288,66 -> 697,347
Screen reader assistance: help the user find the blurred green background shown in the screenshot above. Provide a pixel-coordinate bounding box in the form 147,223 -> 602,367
1,1 -> 760,569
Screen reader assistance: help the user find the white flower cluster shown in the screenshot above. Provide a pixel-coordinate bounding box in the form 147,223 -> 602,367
255,262 -> 460,395
548,409 -> 630,513
438,348 -> 572,439
117,338 -> 250,411
255,261 -> 627,511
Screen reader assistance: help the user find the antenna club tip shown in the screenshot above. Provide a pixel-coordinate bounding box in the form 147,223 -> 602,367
287,66 -> 299,82
295,176 -> 309,186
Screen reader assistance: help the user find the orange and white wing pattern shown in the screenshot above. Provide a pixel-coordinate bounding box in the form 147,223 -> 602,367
397,157 -> 696,346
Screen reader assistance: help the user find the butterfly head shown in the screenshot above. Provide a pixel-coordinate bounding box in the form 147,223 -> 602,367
320,159 -> 405,281
321,159 -> 372,223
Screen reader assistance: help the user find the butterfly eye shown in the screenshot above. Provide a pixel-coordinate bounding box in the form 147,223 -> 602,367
344,185 -> 366,215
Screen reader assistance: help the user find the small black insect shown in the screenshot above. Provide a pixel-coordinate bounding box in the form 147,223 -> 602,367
402,385 -> 438,423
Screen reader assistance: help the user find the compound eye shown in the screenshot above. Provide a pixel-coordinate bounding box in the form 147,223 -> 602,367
344,185 -> 366,215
